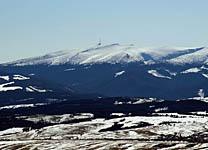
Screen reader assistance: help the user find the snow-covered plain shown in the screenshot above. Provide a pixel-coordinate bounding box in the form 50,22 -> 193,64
0,113 -> 208,149
17,113 -> 94,124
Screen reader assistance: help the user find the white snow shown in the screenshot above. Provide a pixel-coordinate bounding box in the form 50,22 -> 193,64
148,70 -> 171,79
187,95 -> 208,103
26,86 -> 47,93
165,69 -> 177,76
181,67 -> 201,74
18,113 -> 94,124
114,101 -> 123,105
154,107 -> 168,112
26,87 -> 34,92
110,113 -> 125,117
64,68 -> 75,71
29,73 -> 35,76
190,111 -> 208,115
202,73 -> 208,78
0,113 -> 208,149
13,75 -> 30,80
168,47 -> 208,64
4,43 -> 205,66
201,65 -> 208,70
0,82 -> 22,92
0,128 -> 23,136
0,103 -> 46,110
114,71 -> 125,77
132,98 -> 156,104
114,98 -> 163,105
0,76 -> 9,81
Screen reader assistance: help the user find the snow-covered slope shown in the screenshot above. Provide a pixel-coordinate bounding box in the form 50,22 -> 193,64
3,43 -> 207,66
0,74 -> 48,93
0,72 -> 74,95
0,82 -> 23,92
168,47 -> 208,64
0,71 -> 83,105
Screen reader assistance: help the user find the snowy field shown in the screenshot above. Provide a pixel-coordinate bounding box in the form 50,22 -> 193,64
0,112 -> 208,149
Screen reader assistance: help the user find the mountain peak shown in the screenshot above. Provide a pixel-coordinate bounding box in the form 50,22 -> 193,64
2,44 -> 207,66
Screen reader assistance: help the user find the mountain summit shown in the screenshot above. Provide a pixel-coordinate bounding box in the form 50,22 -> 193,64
3,44 -> 207,66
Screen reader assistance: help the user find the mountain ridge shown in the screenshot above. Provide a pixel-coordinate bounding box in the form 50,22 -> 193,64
1,43 -> 208,100
2,43 -> 207,66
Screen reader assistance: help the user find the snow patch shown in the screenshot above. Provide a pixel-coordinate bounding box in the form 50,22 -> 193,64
148,70 -> 171,79
0,103 -> 46,110
114,101 -> 123,105
202,74 -> 208,79
114,71 -> 125,77
181,68 -> 201,74
64,68 -> 75,71
111,113 -> 125,117
190,111 -> 208,115
26,86 -> 47,93
13,75 -> 30,80
201,65 -> 208,70
0,76 -> 9,81
165,69 -> 177,76
0,128 -> 23,136
0,82 -> 22,92
154,107 -> 168,112
18,113 -> 94,124
132,98 -> 156,104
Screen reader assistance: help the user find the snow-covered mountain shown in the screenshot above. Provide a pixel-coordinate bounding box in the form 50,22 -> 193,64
3,43 -> 207,66
168,47 -> 208,64
1,43 -> 208,100
1,44 -> 208,149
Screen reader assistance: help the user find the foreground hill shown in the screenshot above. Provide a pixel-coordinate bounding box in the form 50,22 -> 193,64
0,97 -> 208,149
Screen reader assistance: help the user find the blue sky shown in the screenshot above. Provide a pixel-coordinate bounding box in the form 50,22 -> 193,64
0,0 -> 208,62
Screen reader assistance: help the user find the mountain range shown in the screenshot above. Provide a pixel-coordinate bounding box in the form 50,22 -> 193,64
1,43 -> 208,100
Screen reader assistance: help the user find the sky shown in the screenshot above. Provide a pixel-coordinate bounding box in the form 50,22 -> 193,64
0,0 -> 208,63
